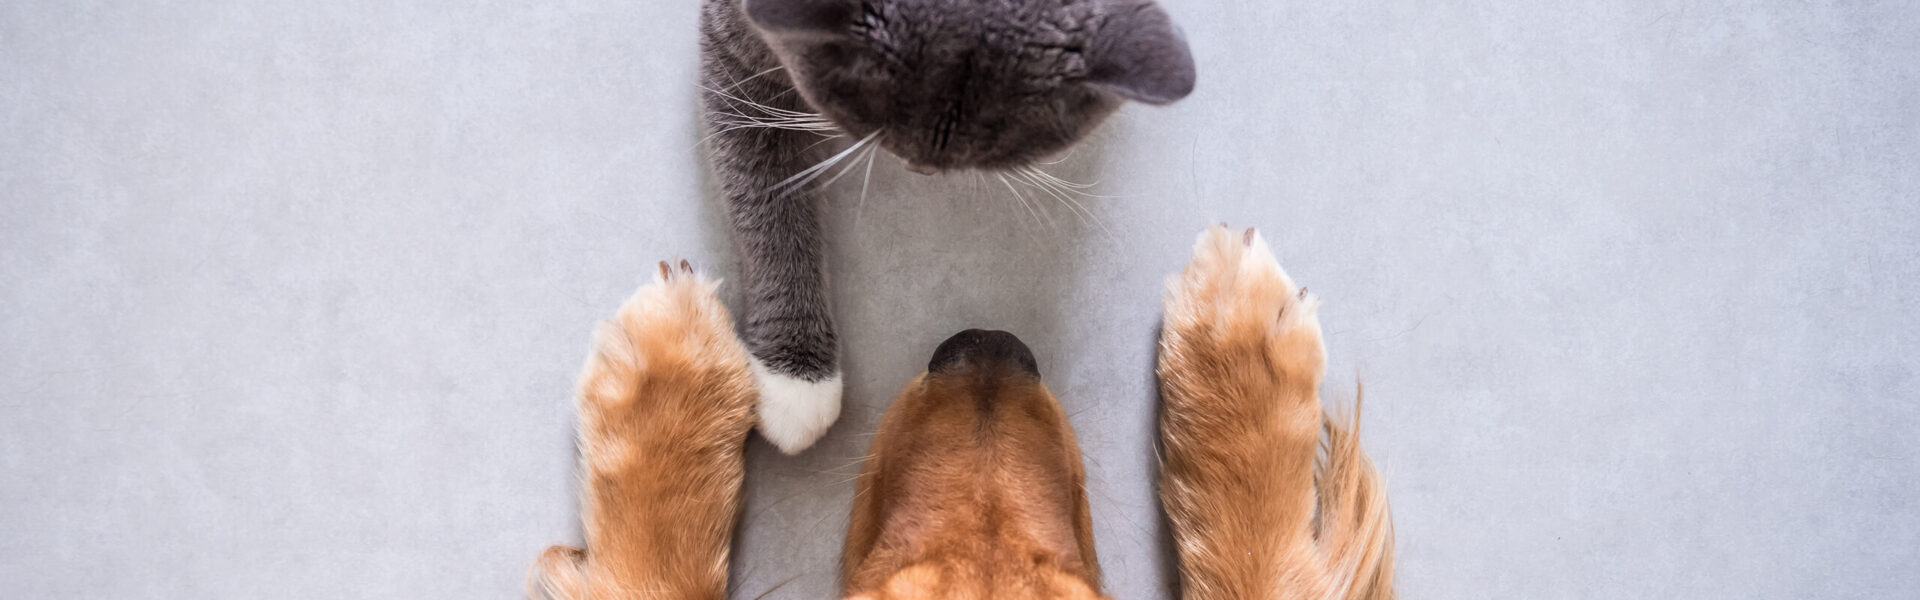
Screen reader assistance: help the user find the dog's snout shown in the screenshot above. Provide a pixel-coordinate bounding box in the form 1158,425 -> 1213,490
928,329 -> 1040,377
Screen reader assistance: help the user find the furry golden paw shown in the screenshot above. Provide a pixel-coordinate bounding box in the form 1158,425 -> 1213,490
1156,226 -> 1394,600
576,259 -> 757,441
1160,224 -> 1325,391
530,259 -> 758,600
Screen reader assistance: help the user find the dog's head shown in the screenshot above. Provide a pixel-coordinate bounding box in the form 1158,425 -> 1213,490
842,329 -> 1104,600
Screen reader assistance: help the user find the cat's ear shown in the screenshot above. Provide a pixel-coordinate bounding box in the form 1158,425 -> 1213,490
1086,2 -> 1196,105
743,0 -> 857,38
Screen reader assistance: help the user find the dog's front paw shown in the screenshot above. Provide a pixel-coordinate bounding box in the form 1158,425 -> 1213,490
749,360 -> 842,455
1160,224 -> 1325,394
1156,226 -> 1392,600
576,260 -> 758,462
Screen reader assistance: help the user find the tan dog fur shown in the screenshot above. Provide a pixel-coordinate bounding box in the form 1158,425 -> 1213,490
531,260 -> 758,600
840,350 -> 1104,600
1158,226 -> 1394,600
530,226 -> 1393,599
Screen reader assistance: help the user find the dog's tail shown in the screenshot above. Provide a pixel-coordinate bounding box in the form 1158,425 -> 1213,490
1316,387 -> 1396,600
527,545 -> 586,600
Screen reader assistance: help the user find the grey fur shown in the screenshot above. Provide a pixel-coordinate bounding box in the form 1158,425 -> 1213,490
699,0 -> 1193,385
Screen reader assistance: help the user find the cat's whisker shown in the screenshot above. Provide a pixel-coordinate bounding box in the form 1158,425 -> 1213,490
1054,190 -> 1114,238
984,171 -> 1050,241
854,143 -> 879,228
1012,168 -> 1082,223
1026,168 -> 1115,237
1022,166 -> 1118,237
799,132 -> 853,154
717,65 -> 785,93
765,132 -> 879,198
1021,163 -> 1079,188
710,118 -> 837,131
1023,164 -> 1127,202
818,143 -> 876,190
707,109 -> 837,127
703,123 -> 837,142
705,111 -> 840,133
992,172 -> 1028,227
1013,167 -> 1075,221
695,120 -> 842,150
1034,171 -> 1096,192
996,172 -> 1052,233
1036,147 -> 1077,166
1013,167 -> 1101,234
1023,166 -> 1097,209
700,85 -> 820,120
1020,164 -> 1104,192
702,88 -> 802,117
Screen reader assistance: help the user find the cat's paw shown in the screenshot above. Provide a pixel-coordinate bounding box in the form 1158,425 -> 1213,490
1160,224 -> 1325,389
750,361 -> 842,455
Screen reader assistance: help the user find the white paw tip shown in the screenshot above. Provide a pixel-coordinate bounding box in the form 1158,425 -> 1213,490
749,357 -> 843,455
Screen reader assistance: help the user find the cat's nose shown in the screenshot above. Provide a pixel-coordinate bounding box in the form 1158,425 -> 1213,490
904,161 -> 939,176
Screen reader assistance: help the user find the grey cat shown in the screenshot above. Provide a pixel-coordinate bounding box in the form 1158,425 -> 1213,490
700,0 -> 1195,453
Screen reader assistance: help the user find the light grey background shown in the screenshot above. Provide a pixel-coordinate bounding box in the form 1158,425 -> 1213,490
4,0 -> 1916,598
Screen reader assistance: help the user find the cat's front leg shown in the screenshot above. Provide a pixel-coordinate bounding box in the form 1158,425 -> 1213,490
700,51 -> 844,454
725,177 -> 844,456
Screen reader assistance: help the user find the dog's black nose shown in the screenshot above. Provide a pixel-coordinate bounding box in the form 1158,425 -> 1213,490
928,329 -> 1039,377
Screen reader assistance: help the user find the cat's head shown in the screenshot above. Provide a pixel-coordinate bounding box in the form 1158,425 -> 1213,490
743,0 -> 1195,172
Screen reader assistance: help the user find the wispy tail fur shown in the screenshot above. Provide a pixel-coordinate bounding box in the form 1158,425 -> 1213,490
526,546 -> 585,600
1316,391 -> 1395,600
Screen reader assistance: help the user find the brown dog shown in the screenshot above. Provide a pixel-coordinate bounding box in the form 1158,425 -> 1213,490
532,226 -> 1393,599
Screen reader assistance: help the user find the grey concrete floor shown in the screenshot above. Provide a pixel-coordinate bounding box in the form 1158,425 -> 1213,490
4,1 -> 1917,598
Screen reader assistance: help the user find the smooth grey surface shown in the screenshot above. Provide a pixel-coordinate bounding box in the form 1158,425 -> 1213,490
4,1 -> 1917,598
